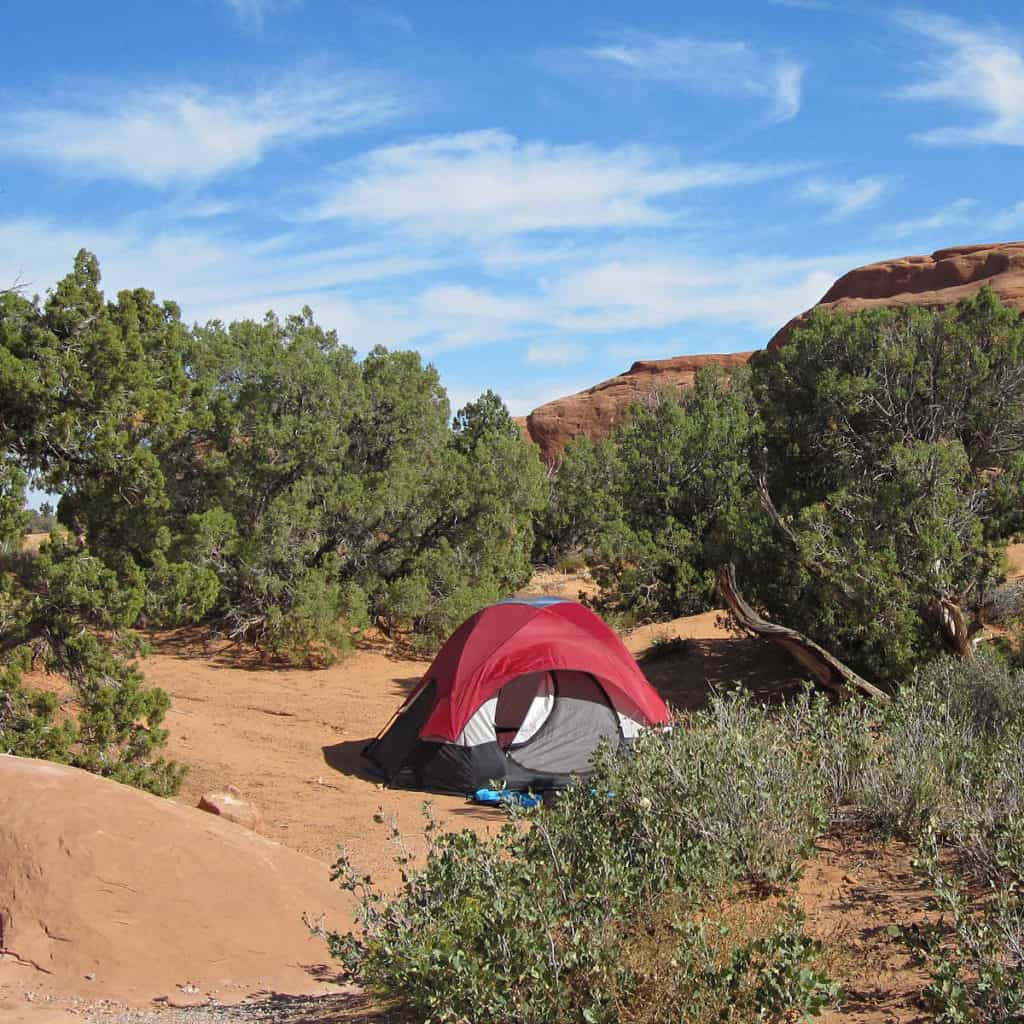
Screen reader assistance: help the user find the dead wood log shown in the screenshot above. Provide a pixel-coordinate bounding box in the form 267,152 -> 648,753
718,563 -> 892,704
925,596 -> 984,659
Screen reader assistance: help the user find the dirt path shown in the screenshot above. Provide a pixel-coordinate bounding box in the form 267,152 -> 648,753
802,833 -> 935,1024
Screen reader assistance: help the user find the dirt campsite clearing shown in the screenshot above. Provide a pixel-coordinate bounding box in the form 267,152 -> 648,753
1,567 -> 957,1023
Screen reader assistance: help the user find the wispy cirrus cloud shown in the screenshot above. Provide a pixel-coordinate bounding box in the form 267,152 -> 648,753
544,256 -> 841,335
314,130 -> 799,235
896,12 -> 1024,146
797,175 -> 887,220
583,31 -> 806,122
3,70 -> 402,187
0,211 -> 859,369
990,200 -> 1024,234
888,197 -> 977,238
224,0 -> 301,31
526,342 -> 584,366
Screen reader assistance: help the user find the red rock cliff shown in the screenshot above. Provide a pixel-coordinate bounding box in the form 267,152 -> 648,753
524,352 -> 752,462
767,241 -> 1024,351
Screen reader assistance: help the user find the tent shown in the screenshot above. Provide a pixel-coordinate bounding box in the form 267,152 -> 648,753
363,596 -> 671,795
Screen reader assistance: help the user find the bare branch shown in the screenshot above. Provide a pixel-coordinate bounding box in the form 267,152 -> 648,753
718,563 -> 892,704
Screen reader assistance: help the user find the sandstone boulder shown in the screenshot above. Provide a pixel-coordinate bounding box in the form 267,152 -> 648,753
197,784 -> 261,830
523,352 -> 752,462
767,241 -> 1024,351
0,756 -> 351,1006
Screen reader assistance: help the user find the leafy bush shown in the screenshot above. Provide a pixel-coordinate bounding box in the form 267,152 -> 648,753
828,653 -> 1024,1020
540,368 -> 758,622
845,652 -> 1024,837
982,578 -> 1024,625
0,537 -> 184,795
544,693 -> 831,899
745,288 -> 1024,684
2,252 -> 547,664
542,290 -> 1023,686
906,817 -> 1024,1023
327,693 -> 842,1023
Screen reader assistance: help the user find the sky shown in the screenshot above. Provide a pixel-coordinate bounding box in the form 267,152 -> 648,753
2,0 -> 1024,422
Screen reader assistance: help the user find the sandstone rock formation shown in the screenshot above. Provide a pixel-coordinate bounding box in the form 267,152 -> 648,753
0,756 -> 351,1006
198,784 -> 261,830
523,352 -> 752,462
768,241 -> 1024,351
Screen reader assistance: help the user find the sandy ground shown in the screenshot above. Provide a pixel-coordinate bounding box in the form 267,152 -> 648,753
3,566 -> 954,1022
1008,541 -> 1024,579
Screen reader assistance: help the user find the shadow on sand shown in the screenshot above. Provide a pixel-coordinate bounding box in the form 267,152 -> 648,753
639,634 -> 803,711
187,986 -> 401,1023
322,739 -> 381,783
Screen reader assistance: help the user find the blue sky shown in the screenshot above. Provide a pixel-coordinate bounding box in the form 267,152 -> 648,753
2,0 -> 1024,420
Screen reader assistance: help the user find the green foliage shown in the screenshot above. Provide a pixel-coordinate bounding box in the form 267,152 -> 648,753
0,537 -> 184,794
169,318 -> 546,656
743,288 -> 1024,683
328,693 -> 841,1023
543,290 -> 1022,684
0,256 -> 186,793
3,252 -> 547,669
535,435 -> 622,564
906,839 -> 1024,1024
0,648 -> 77,761
844,652 -> 1024,837
0,460 -> 29,549
544,692 -> 831,900
329,656 -> 1024,1022
541,368 -> 758,621
821,653 -> 1024,1019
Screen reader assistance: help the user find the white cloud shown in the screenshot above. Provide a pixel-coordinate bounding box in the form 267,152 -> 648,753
224,0 -> 301,30
896,12 -> 1024,146
585,32 -> 806,122
0,213 -> 857,379
420,284 -> 540,324
547,257 -> 841,334
525,342 -> 584,366
0,217 -> 435,347
888,197 -> 977,237
315,130 -> 797,235
3,71 -> 401,187
990,200 -> 1024,233
797,176 -> 887,220
500,375 -> 606,418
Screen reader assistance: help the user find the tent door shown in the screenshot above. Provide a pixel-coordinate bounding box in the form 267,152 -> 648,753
494,671 -> 554,750
506,671 -> 621,776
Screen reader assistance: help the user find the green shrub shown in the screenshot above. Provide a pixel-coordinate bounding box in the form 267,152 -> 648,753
849,652 -> 1024,837
329,810 -> 838,1024
0,536 -> 184,795
837,653 -> 1024,1020
539,369 -> 758,622
904,828 -> 1024,1023
545,693 -> 832,900
327,693 -> 843,1023
745,289 -> 1024,685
